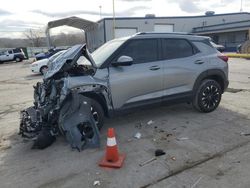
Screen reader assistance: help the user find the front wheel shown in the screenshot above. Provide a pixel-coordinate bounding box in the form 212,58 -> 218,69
193,79 -> 222,113
89,99 -> 104,130
40,66 -> 48,75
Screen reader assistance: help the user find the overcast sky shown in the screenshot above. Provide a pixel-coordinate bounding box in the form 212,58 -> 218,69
0,0 -> 249,38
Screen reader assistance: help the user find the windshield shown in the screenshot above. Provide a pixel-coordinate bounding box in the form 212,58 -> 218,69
47,50 -> 66,67
49,50 -> 65,61
91,39 -> 125,67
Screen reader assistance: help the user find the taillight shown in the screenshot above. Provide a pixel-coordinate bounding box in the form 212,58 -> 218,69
218,54 -> 228,63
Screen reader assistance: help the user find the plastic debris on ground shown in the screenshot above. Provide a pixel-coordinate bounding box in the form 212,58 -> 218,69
240,132 -> 250,136
134,132 -> 142,139
171,156 -> 176,161
93,180 -> 101,186
147,120 -> 154,125
155,149 -> 166,157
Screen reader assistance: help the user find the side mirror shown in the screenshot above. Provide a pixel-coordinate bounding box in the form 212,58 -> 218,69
112,55 -> 133,66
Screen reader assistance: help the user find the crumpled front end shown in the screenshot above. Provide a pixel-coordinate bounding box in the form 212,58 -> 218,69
19,79 -> 64,147
19,44 -> 110,151
19,78 -> 102,151
19,106 -> 41,140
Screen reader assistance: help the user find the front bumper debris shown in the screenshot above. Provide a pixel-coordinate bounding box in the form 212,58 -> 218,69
19,92 -> 100,151
19,106 -> 42,140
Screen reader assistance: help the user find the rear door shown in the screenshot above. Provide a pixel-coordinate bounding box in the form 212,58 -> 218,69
161,38 -> 207,96
109,39 -> 164,109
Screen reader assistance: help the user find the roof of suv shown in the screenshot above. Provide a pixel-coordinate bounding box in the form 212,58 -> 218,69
131,32 -> 210,41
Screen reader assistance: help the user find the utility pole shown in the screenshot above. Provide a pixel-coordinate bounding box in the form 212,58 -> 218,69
112,0 -> 116,39
99,5 -> 102,19
240,0 -> 243,12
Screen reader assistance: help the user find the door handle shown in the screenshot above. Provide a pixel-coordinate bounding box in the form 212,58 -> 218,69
194,60 -> 204,64
149,65 -> 160,71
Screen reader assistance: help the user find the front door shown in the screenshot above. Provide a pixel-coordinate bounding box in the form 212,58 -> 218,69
108,39 -> 164,109
1,51 -> 11,61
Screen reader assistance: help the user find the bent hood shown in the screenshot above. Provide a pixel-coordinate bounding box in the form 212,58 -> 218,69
44,44 -> 96,80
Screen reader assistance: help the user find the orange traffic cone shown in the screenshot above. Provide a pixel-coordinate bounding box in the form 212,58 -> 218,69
99,128 -> 125,168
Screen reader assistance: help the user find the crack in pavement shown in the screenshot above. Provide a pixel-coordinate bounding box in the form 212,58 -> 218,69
141,138 -> 250,188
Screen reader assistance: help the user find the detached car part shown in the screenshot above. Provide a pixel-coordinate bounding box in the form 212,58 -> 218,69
59,94 -> 100,151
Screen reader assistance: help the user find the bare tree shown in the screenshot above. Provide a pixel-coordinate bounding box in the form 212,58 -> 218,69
23,29 -> 46,47
51,32 -> 85,46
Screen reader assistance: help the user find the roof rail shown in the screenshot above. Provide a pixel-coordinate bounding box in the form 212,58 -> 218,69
137,32 -> 194,35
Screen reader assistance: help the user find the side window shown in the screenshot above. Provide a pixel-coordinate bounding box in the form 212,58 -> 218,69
13,49 -> 21,53
8,50 -> 13,54
162,39 -> 194,60
117,39 -> 158,64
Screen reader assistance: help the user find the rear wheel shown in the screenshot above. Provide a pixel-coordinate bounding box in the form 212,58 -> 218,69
193,79 -> 222,113
15,57 -> 22,62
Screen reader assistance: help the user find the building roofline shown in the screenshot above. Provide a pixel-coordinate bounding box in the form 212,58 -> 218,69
97,12 -> 250,22
193,25 -> 250,34
193,19 -> 250,29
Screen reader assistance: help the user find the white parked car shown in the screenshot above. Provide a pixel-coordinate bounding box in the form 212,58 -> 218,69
30,50 -> 65,74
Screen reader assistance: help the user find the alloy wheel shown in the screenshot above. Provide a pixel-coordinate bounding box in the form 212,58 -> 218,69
201,84 -> 220,110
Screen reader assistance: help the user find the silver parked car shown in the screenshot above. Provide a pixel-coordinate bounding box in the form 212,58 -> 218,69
20,33 -> 229,150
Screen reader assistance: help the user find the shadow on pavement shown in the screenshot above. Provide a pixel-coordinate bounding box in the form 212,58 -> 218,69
0,103 -> 250,188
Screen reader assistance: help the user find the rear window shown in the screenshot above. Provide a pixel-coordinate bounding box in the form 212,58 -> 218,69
162,39 -> 194,60
13,48 -> 22,53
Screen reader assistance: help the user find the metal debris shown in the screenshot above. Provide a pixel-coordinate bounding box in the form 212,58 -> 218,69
139,157 -> 156,167
176,137 -> 189,141
191,176 -> 203,188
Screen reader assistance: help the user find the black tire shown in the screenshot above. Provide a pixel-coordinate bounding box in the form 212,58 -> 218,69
193,79 -> 222,113
15,57 -> 22,62
89,99 -> 105,130
40,66 -> 48,75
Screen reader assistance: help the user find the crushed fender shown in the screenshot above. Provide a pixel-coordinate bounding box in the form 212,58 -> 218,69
19,44 -> 104,151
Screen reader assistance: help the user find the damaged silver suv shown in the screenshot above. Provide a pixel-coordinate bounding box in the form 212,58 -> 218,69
20,33 -> 229,150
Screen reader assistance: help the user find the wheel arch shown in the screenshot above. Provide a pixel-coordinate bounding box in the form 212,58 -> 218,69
39,65 -> 48,73
193,69 -> 228,93
80,92 -> 110,117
